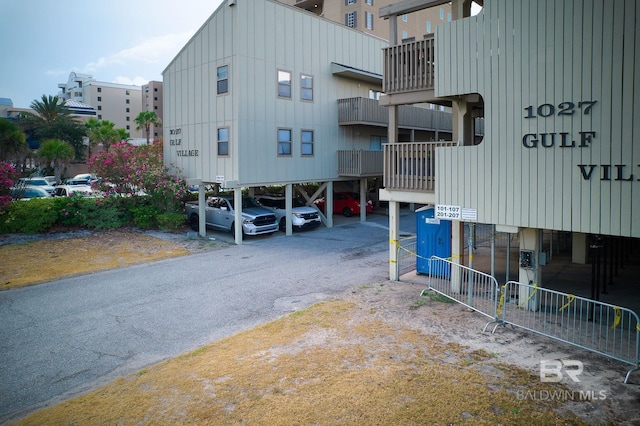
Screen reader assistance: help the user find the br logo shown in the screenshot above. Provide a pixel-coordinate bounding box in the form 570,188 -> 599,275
540,359 -> 583,383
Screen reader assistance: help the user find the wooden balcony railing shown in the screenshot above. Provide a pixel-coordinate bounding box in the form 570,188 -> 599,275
383,141 -> 457,191
383,34 -> 435,94
337,150 -> 384,177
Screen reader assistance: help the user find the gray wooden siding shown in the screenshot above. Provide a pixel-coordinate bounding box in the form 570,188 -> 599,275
435,0 -> 639,238
163,0 -> 387,188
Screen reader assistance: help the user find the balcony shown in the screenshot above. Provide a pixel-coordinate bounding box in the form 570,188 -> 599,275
337,97 -> 452,131
383,34 -> 435,95
383,141 -> 457,192
337,150 -> 384,177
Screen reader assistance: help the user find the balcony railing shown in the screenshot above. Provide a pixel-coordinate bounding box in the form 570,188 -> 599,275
337,97 -> 452,131
383,34 -> 435,94
337,150 -> 384,177
383,141 -> 457,191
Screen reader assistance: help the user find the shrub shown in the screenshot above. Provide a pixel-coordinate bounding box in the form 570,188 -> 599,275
130,204 -> 159,229
157,212 -> 186,230
0,198 -> 57,234
54,196 -> 130,230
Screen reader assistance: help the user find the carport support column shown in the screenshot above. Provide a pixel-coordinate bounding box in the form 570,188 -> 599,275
519,227 -> 541,310
389,200 -> 400,280
360,178 -> 367,222
285,183 -> 293,235
326,182 -> 334,228
451,220 -> 464,293
234,188 -> 243,245
198,184 -> 206,238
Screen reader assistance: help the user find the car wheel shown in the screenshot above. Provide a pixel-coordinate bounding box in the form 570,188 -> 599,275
279,218 -> 286,232
342,207 -> 353,217
189,214 -> 199,231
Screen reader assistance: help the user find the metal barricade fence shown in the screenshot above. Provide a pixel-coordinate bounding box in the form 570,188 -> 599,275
396,236 -> 417,277
422,256 -> 500,322
497,281 -> 640,384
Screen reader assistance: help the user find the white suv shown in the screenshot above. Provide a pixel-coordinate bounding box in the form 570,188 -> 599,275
256,195 -> 321,232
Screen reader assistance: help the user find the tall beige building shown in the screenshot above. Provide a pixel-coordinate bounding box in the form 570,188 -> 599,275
142,81 -> 164,141
58,72 -> 143,138
279,0 -> 451,41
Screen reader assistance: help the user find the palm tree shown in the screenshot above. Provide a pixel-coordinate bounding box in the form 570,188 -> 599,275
134,111 -> 162,145
0,118 -> 26,162
22,95 -> 86,160
38,139 -> 74,183
86,119 -> 121,154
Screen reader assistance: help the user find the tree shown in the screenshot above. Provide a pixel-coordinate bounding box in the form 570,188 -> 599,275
134,111 -> 162,145
38,139 -> 74,183
21,95 -> 87,160
85,118 -> 123,154
0,118 -> 26,162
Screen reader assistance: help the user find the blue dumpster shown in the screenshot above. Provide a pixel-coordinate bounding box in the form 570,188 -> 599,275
416,208 -> 451,276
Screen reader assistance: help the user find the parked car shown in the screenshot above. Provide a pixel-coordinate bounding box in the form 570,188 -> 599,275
16,178 -> 56,194
314,192 -> 374,217
70,173 -> 99,184
43,176 -> 58,186
185,195 -> 278,237
11,186 -> 52,200
255,195 -> 321,231
53,185 -> 94,197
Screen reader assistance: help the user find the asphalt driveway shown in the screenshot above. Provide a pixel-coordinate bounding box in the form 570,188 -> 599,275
0,210 -> 415,423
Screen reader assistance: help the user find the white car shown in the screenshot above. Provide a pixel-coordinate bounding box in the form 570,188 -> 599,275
53,185 -> 94,197
17,177 -> 55,194
256,195 -> 321,232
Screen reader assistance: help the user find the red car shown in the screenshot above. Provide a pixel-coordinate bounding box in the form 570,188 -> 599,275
314,192 -> 374,217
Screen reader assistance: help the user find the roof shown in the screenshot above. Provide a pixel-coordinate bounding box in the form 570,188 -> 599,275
331,63 -> 383,85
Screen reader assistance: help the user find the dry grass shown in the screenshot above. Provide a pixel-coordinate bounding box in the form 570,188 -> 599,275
14,300 -> 584,425
0,230 -> 190,290
3,232 -> 589,425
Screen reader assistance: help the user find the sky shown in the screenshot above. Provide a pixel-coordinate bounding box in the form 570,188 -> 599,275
0,0 -> 225,108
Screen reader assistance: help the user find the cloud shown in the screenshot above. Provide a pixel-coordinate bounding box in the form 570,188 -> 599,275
113,76 -> 153,86
82,31 -> 193,73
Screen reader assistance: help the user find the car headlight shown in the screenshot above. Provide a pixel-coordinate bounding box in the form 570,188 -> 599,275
243,219 -> 253,224
293,213 -> 302,218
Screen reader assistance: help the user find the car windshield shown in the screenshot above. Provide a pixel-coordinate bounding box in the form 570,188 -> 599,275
226,197 -> 262,210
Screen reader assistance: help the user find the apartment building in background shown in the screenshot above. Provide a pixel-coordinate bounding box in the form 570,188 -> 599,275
58,72 -> 144,138
141,81 -> 164,141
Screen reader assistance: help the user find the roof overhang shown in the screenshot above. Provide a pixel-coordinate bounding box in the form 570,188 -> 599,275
331,62 -> 382,85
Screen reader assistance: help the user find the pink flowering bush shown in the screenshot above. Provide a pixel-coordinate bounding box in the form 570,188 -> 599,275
0,162 -> 18,211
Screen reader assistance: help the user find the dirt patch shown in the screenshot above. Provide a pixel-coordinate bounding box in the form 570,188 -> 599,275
3,232 -> 640,425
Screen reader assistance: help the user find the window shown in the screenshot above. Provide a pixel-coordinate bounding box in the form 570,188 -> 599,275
278,128 -> 292,156
97,106 -> 102,111
126,108 -> 130,113
97,96 -> 102,101
154,106 -> 158,110
369,89 -> 381,100
402,31 -> 408,39
126,125 -> 130,130
346,0 -> 356,4
126,116 -> 130,121
97,87 -> 101,92
345,11 -> 357,28
447,13 -> 451,22
154,88 -> 158,92
217,127 -> 229,156
278,70 -> 291,98
126,90 -> 130,95
439,8 -> 444,20
365,12 -> 373,30
300,74 -> 313,101
426,20 -> 431,33
301,130 -> 314,156
402,14 -> 408,22
126,99 -> 130,104
365,0 -> 372,4
217,65 -> 228,94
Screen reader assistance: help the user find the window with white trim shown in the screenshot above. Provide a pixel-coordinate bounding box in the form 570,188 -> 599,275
217,127 -> 229,156
301,74 -> 313,101
278,70 -> 292,98
345,11 -> 357,28
301,130 -> 314,156
278,128 -> 292,156
426,20 -> 431,33
217,65 -> 228,94
402,14 -> 408,22
365,12 -> 373,30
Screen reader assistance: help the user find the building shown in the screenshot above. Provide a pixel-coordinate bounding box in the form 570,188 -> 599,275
380,0 -> 640,285
163,0 -> 469,244
279,0 -> 452,42
141,81 -> 164,141
58,72 -> 143,138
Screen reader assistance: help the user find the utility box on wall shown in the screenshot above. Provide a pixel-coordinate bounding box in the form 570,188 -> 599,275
416,208 -> 452,276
